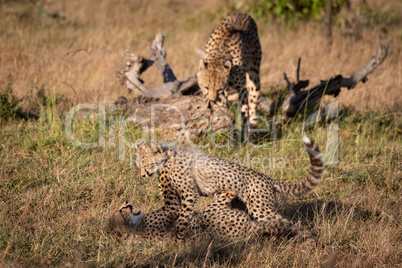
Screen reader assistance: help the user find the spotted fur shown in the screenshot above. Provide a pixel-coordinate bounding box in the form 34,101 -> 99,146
109,191 -> 314,243
197,13 -> 262,135
134,136 -> 323,240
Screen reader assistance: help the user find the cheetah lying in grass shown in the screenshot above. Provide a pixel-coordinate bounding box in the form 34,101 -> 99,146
134,136 -> 323,241
109,191 -> 314,243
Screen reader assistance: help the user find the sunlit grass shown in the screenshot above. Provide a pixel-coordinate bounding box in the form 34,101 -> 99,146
0,0 -> 401,266
0,92 -> 400,266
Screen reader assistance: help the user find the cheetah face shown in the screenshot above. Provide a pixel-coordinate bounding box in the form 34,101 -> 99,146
136,158 -> 162,178
119,201 -> 144,228
198,59 -> 232,102
134,140 -> 168,178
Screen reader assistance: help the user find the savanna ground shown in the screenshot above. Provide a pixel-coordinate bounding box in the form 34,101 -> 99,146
0,0 -> 401,267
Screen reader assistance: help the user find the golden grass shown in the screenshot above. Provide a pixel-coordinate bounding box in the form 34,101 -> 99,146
0,107 -> 400,266
0,0 -> 400,111
0,0 -> 401,267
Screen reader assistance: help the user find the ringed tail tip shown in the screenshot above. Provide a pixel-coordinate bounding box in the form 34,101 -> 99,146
302,135 -> 312,146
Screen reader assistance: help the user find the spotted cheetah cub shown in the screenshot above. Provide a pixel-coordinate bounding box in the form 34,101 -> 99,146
109,202 -> 179,243
110,192 -> 314,243
197,13 -> 262,135
109,180 -> 183,242
134,136 -> 323,240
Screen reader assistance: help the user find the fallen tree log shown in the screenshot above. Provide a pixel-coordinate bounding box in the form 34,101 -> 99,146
115,34 -> 390,140
114,95 -> 234,143
191,43 -> 390,117
281,42 -> 390,117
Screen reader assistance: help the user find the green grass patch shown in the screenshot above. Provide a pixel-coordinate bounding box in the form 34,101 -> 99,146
0,99 -> 400,266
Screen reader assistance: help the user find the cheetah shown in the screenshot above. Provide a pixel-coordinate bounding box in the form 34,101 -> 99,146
197,13 -> 262,137
109,201 -> 179,242
109,174 -> 182,242
110,191 -> 314,243
134,136 -> 323,240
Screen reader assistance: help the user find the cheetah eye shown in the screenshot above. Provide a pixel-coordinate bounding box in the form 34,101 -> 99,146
143,164 -> 155,170
120,203 -> 133,212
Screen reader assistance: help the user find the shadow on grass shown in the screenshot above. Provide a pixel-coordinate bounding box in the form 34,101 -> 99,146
279,198 -> 378,226
127,197 -> 380,267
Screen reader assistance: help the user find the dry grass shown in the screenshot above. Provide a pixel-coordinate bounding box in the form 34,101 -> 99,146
0,110 -> 400,266
0,0 -> 401,111
0,0 -> 401,267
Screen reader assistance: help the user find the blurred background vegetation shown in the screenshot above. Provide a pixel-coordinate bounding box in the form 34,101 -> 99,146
0,0 -> 400,117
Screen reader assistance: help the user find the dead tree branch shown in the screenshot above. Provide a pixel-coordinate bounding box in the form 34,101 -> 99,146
146,33 -> 177,83
116,34 -> 200,100
281,42 -> 390,117
114,95 -> 234,143
116,50 -> 153,95
341,42 -> 390,88
117,34 -> 389,136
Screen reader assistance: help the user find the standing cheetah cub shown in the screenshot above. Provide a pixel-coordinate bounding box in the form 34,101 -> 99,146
134,136 -> 323,240
197,13 -> 262,135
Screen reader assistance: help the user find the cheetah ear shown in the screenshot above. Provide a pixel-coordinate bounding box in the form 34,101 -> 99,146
134,139 -> 145,150
223,60 -> 232,71
199,59 -> 207,70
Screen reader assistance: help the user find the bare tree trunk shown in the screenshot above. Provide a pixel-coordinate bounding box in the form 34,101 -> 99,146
146,33 -> 177,83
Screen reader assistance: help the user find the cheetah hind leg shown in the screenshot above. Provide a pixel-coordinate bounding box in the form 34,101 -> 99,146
253,214 -> 316,244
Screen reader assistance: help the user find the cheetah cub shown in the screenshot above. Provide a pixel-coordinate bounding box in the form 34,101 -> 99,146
134,136 -> 323,240
110,192 -> 314,243
109,201 -> 178,243
197,13 -> 262,136
109,183 -> 184,242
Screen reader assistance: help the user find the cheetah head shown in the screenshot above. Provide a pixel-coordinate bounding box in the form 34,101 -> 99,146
118,201 -> 144,228
197,59 -> 232,103
134,140 -> 169,178
110,201 -> 144,236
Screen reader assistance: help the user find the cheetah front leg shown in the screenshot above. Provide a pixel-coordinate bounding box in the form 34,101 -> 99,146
239,88 -> 249,138
245,72 -> 260,140
175,191 -> 199,240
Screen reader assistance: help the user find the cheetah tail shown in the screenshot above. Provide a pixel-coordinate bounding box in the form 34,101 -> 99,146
273,136 -> 323,198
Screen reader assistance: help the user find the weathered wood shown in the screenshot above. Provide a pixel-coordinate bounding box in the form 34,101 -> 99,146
116,49 -> 153,95
146,33 -> 177,83
116,34 -> 389,123
117,34 -> 200,100
341,42 -> 389,88
282,42 -> 390,117
194,47 -> 206,58
114,95 -> 234,142
178,74 -> 199,94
